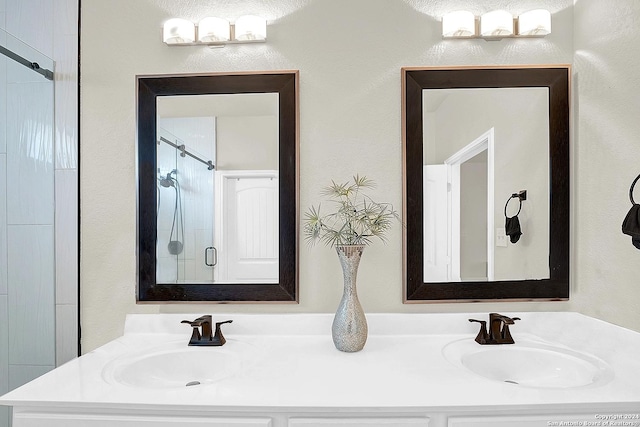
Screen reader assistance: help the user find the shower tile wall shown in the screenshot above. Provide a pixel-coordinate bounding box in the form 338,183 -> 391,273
0,25 -> 6,426
53,0 -> 78,171
5,0 -> 53,56
55,170 -> 77,365
52,0 -> 79,369
0,296 -> 7,427
7,226 -> 55,366
0,32 -> 5,156
0,155 -> 6,296
0,0 -> 5,30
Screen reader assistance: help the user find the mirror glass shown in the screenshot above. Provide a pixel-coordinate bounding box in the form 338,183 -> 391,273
422,87 -> 550,283
156,93 -> 279,284
403,66 -> 570,302
137,71 -> 298,302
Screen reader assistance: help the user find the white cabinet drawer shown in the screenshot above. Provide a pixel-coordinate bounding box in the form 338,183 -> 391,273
449,414 -> 601,427
13,413 -> 272,427
289,417 -> 429,427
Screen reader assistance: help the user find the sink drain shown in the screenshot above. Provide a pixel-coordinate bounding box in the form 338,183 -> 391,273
504,380 -> 519,385
185,381 -> 201,387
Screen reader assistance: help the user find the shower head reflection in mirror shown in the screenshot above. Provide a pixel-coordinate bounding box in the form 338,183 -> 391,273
158,169 -> 176,188
156,166 -> 184,260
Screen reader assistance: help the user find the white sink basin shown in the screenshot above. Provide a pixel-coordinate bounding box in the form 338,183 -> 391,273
442,337 -> 614,389
102,340 -> 253,389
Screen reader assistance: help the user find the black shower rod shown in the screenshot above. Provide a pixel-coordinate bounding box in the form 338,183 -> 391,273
158,136 -> 215,171
0,44 -> 54,81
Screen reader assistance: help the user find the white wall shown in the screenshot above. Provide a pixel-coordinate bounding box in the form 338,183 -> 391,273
81,0 -> 582,352
217,115 -> 278,170
572,0 -> 640,331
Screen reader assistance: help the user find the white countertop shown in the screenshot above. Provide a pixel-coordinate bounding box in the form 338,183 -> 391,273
1,312 -> 640,413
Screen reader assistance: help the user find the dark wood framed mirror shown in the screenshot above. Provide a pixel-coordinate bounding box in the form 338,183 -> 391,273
403,65 -> 570,302
137,71 -> 298,302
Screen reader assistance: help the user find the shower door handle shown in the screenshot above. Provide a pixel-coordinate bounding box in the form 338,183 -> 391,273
205,247 -> 217,267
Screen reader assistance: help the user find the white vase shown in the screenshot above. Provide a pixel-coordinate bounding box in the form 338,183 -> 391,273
332,244 -> 368,352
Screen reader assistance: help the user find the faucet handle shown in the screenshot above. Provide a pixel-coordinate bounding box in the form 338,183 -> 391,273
181,319 -> 202,342
213,320 -> 233,346
500,317 -> 520,342
469,319 -> 489,344
181,315 -> 211,326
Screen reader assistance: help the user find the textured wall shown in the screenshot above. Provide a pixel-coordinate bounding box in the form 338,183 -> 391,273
572,0 -> 640,332
81,0 -> 578,352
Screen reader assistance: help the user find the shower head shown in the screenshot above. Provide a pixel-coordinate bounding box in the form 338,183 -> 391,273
158,170 -> 177,188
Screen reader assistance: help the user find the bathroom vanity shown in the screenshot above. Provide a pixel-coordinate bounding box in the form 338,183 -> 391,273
1,313 -> 639,427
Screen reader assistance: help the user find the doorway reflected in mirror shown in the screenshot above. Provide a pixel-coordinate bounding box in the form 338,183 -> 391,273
403,65 -> 570,302
422,87 -> 550,284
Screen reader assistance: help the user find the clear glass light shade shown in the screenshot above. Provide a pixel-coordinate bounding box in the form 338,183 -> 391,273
442,11 -> 476,37
163,18 -> 196,44
198,17 -> 230,42
234,15 -> 267,41
518,9 -> 551,36
480,10 -> 514,37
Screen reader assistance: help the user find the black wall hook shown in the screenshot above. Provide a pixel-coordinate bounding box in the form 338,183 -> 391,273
504,190 -> 527,244
504,190 -> 527,217
629,173 -> 640,205
623,173 -> 640,250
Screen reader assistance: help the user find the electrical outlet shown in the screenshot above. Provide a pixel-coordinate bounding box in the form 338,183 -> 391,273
496,228 -> 508,247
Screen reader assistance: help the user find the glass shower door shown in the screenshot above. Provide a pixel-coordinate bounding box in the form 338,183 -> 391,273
156,126 -> 215,284
0,32 -> 55,427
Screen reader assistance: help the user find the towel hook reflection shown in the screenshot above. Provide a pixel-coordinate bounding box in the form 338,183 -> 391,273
622,173 -> 640,250
504,190 -> 527,244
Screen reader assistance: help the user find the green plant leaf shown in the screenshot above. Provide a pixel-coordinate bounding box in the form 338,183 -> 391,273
303,175 -> 399,248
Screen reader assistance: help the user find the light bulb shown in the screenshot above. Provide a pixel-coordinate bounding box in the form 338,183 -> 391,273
163,18 -> 195,44
234,15 -> 267,41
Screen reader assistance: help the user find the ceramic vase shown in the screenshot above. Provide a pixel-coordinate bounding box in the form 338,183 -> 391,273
332,244 -> 368,352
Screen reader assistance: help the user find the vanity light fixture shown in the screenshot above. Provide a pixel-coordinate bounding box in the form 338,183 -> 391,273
517,9 -> 551,36
162,15 -> 267,46
480,10 -> 514,38
442,9 -> 551,40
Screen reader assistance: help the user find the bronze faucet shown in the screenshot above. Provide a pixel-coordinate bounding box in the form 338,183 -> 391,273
469,313 -> 520,345
181,315 -> 233,346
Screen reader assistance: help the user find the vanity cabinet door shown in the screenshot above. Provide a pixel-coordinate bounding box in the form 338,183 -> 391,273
288,418 -> 429,427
